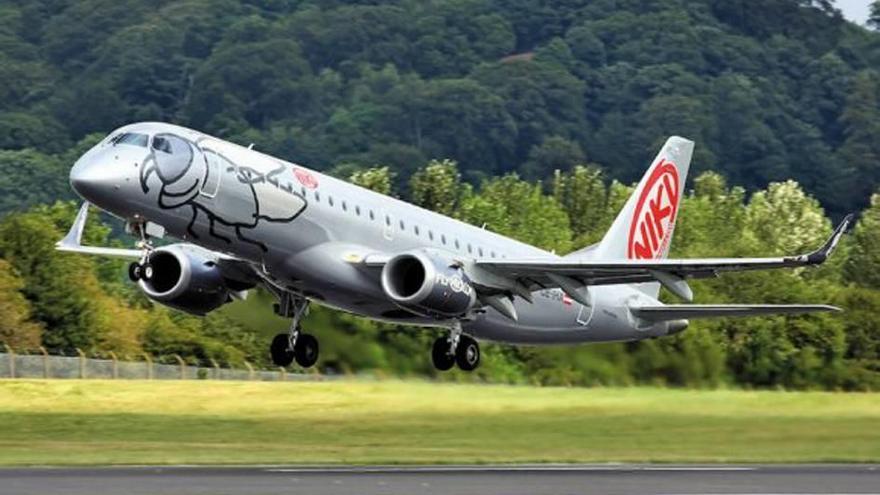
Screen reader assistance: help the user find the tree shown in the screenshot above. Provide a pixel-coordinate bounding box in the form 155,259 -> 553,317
349,166 -> 395,195
870,1 -> 880,30
521,136 -> 585,180
846,192 -> 880,288
409,159 -> 465,217
551,165 -> 607,243
837,71 -> 880,201
0,259 -> 42,350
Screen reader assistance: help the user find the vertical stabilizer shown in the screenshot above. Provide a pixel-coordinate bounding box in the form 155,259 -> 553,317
592,136 -> 693,295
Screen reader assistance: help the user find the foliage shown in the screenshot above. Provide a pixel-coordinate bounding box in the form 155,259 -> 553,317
0,259 -> 42,350
0,0 -> 878,390
0,0 -> 876,216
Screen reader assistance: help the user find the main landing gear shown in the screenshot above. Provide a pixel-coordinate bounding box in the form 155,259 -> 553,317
270,293 -> 319,368
431,322 -> 481,372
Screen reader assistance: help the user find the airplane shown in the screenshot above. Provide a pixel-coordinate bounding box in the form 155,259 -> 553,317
57,122 -> 852,371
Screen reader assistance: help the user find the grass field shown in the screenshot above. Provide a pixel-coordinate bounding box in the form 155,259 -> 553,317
0,379 -> 878,465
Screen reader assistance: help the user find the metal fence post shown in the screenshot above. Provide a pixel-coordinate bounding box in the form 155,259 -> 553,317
210,359 -> 220,380
108,351 -> 118,379
3,344 -> 14,378
243,360 -> 254,381
173,354 -> 185,379
38,346 -> 49,378
142,353 -> 153,380
75,348 -> 86,379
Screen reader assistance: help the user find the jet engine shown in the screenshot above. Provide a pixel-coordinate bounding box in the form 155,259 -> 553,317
380,250 -> 477,317
138,245 -> 242,315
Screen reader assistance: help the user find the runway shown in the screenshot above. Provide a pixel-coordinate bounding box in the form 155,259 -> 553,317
1,464 -> 878,495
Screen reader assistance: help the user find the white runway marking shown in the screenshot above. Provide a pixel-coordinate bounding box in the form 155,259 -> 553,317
265,465 -> 757,474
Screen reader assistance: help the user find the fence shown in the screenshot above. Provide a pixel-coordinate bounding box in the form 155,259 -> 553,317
0,346 -> 328,382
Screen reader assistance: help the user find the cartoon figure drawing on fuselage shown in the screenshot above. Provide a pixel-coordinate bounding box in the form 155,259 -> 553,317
139,133 -> 306,251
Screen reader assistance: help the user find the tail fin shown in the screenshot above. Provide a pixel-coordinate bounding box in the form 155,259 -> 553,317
592,136 -> 692,295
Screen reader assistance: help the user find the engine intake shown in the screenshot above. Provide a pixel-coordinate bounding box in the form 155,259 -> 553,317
139,246 -> 232,315
381,250 -> 476,317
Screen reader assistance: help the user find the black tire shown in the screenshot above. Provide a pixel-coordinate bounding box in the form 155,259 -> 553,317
431,337 -> 455,371
270,333 -> 294,367
128,262 -> 142,282
294,333 -> 319,368
455,335 -> 481,371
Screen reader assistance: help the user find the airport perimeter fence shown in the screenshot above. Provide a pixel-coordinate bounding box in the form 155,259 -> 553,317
0,345 -> 332,382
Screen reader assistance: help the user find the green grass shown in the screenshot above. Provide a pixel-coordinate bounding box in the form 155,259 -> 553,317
0,380 -> 878,465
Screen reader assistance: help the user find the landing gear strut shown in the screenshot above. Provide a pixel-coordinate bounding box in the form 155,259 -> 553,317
127,222 -> 154,282
270,293 -> 319,368
431,322 -> 480,372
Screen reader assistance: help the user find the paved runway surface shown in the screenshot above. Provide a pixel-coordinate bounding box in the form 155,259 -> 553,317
1,464 -> 878,495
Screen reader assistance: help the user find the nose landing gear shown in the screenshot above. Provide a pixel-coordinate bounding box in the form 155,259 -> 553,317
127,261 -> 154,282
126,222 -> 155,283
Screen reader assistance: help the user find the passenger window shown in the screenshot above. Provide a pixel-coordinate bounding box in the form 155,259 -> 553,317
441,234 -> 447,245
370,210 -> 375,220
342,201 -> 347,212
301,187 -> 307,196
399,220 -> 405,231
467,244 -> 472,254
315,191 -> 320,202
328,196 -> 334,207
428,230 -> 434,241
491,251 -> 496,258
414,226 -> 420,236
455,240 -> 460,250
478,247 -> 484,257
385,215 -> 391,226
355,205 -> 360,216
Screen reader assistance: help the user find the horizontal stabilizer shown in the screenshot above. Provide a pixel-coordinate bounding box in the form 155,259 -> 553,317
632,304 -> 840,321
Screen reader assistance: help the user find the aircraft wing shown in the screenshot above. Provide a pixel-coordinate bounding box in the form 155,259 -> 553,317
631,304 -> 840,321
56,202 -> 143,258
473,214 -> 853,301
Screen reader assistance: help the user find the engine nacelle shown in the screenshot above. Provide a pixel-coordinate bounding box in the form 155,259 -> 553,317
138,245 -> 232,315
380,250 -> 477,318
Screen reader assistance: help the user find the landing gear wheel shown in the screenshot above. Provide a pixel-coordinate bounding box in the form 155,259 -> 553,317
270,333 -> 294,367
431,337 -> 455,371
141,263 -> 154,281
128,262 -> 142,282
455,336 -> 480,371
294,333 -> 319,368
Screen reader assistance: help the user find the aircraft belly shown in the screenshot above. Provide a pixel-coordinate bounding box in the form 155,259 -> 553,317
465,286 -> 651,344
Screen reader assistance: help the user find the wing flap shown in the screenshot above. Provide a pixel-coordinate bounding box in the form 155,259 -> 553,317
632,304 -> 841,321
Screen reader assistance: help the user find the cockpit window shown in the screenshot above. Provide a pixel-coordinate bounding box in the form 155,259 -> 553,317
151,133 -> 193,183
111,132 -> 148,147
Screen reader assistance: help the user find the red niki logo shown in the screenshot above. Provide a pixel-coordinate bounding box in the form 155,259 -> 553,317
294,168 -> 319,189
627,159 -> 680,260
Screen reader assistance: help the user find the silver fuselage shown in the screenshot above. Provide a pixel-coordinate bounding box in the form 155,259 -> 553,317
70,122 -> 671,344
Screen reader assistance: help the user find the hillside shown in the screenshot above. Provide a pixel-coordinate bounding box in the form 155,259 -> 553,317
1,0 -> 879,215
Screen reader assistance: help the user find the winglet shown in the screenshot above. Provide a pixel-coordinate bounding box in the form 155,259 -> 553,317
56,202 -> 90,250
800,213 -> 855,265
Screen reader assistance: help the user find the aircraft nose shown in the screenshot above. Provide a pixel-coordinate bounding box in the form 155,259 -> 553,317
69,154 -> 120,206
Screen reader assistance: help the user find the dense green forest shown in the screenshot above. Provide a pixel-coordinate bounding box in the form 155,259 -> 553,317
1,0 -> 879,389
